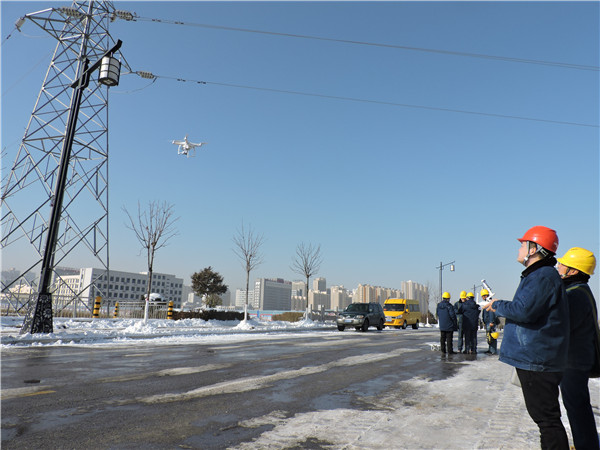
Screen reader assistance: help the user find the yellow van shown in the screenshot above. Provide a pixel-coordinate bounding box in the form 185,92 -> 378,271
383,298 -> 420,329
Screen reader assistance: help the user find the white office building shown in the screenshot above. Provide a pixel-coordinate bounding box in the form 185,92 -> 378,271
254,278 -> 292,310
54,267 -> 185,308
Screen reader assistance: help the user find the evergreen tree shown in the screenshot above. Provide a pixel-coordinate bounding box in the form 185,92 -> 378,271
191,267 -> 228,306
205,293 -> 223,308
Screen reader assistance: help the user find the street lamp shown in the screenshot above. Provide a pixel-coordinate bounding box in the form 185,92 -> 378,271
437,260 -> 455,302
21,41 -> 123,335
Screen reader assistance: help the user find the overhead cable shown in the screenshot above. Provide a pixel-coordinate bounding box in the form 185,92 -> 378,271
131,71 -> 599,128
132,15 -> 599,72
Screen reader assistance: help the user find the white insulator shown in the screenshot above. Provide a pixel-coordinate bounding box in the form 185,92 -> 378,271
15,17 -> 26,30
58,7 -> 83,18
115,10 -> 135,21
137,71 -> 155,80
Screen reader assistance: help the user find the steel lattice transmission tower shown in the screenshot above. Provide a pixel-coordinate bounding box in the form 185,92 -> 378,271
1,1 -> 129,329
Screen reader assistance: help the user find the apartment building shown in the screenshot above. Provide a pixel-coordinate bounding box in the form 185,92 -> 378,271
354,284 -> 403,305
313,277 -> 326,292
330,285 -> 352,310
309,290 -> 330,310
401,280 -> 430,315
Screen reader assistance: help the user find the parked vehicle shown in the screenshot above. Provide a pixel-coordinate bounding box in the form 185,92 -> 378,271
337,302 -> 385,332
383,298 -> 420,329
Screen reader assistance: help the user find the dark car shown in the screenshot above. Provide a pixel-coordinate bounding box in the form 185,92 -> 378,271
337,302 -> 385,332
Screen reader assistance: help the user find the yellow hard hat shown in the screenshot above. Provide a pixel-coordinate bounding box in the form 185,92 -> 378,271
491,331 -> 499,339
480,288 -> 489,297
442,292 -> 451,299
459,290 -> 467,298
467,292 -> 474,298
557,247 -> 596,275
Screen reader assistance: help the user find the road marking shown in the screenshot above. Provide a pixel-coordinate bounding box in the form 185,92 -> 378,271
99,363 -> 232,383
135,348 -> 417,404
1,386 -> 55,400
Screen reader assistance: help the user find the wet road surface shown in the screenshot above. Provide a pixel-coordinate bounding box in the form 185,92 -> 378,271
2,328 -> 474,449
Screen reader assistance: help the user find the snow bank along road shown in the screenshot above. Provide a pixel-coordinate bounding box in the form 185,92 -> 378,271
2,328 -> 597,449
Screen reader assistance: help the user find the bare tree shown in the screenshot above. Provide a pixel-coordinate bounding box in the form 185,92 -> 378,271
232,222 -> 264,320
123,201 -> 178,323
291,242 -> 323,316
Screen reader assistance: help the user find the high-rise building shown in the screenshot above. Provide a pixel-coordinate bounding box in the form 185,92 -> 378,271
254,278 -> 292,310
354,284 -> 403,305
375,286 -> 403,304
309,290 -> 330,310
291,281 -> 305,298
291,280 -> 306,311
355,284 -> 375,303
401,280 -> 430,315
330,285 -> 352,310
235,289 -> 256,309
313,277 -> 326,292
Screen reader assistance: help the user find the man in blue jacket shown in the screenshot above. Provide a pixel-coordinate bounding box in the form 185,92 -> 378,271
556,247 -> 599,450
483,226 -> 569,450
454,290 -> 467,352
436,291 -> 458,354
461,292 -> 480,354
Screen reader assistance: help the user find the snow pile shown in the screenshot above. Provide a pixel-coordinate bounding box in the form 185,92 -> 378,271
0,315 -> 334,346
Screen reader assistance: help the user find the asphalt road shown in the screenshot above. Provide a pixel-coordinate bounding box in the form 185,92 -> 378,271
1,328 -> 473,449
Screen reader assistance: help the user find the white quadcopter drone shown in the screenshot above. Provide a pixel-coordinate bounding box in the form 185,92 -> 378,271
171,134 -> 206,158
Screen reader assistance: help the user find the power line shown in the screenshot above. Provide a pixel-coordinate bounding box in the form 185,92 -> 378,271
130,71 -> 599,128
133,15 -> 599,72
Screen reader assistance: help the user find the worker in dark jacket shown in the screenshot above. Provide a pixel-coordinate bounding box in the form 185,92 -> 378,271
481,288 -> 500,355
461,292 -> 480,354
454,290 -> 467,352
556,247 -> 599,450
483,226 -> 569,449
436,291 -> 458,354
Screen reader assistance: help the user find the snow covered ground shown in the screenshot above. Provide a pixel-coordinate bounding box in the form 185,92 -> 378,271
0,315 -> 333,346
2,316 -> 599,449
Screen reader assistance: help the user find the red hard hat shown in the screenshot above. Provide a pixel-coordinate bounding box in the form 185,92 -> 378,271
518,226 -> 559,253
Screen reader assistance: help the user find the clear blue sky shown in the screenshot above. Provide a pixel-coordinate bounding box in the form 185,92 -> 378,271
2,1 -> 598,305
